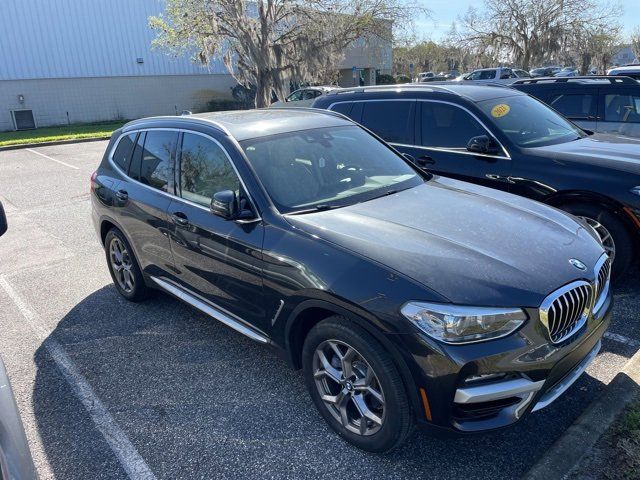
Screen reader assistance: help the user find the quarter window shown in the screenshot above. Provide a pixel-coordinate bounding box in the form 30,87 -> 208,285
111,133 -> 136,172
138,130 -> 178,192
549,94 -> 596,119
604,94 -> 640,123
421,103 -> 487,149
360,101 -> 414,143
179,133 -> 240,207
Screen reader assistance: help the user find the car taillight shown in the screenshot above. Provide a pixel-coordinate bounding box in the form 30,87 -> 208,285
90,171 -> 98,192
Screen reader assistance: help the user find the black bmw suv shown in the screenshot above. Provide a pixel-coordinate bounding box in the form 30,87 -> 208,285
312,84 -> 640,278
91,109 -> 611,452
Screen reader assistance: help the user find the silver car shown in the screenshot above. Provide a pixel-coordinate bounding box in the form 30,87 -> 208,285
271,86 -> 339,108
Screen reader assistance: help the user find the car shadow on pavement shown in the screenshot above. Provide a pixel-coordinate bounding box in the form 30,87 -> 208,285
32,284 -> 621,480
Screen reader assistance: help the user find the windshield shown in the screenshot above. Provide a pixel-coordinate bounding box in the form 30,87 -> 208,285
240,126 -> 423,213
478,95 -> 586,148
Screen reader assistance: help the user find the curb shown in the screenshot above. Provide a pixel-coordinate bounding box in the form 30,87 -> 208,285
524,347 -> 640,480
0,136 -> 110,152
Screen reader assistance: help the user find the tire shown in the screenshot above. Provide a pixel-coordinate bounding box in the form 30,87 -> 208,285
104,228 -> 151,302
560,203 -> 634,280
302,317 -> 414,453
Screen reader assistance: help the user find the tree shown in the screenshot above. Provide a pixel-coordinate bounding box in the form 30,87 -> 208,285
456,0 -> 620,70
632,27 -> 640,62
150,0 -> 424,107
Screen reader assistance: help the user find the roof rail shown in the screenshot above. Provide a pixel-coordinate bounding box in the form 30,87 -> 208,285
266,106 -> 354,122
512,75 -> 638,85
323,83 -> 459,96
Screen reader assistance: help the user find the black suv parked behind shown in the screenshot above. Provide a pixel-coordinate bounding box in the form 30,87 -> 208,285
312,84 -> 640,278
92,109 -> 611,452
511,76 -> 640,138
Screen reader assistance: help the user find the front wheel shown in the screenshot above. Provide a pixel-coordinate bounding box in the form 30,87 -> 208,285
302,317 -> 414,452
560,203 -> 634,279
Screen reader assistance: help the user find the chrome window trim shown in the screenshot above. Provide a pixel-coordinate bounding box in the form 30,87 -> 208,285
327,98 -> 511,159
108,127 -> 262,223
389,142 -> 511,161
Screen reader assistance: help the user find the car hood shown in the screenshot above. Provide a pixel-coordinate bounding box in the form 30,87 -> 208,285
529,134 -> 640,174
285,178 -> 605,307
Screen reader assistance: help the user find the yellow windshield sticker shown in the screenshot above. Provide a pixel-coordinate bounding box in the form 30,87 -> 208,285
491,104 -> 510,118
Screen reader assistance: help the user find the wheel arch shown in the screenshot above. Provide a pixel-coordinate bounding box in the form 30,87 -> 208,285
284,299 -> 422,420
545,190 -> 639,235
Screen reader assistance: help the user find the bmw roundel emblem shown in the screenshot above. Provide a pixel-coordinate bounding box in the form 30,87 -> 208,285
569,259 -> 587,271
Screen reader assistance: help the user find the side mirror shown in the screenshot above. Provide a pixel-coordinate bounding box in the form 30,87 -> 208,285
467,135 -> 500,155
402,153 -> 416,164
211,190 -> 238,220
0,201 -> 7,237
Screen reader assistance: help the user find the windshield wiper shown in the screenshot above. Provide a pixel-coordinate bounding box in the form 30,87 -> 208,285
288,204 -> 342,215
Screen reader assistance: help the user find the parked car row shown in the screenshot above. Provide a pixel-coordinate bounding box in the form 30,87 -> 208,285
92,80 -> 625,451
312,84 -> 640,279
512,75 -> 640,138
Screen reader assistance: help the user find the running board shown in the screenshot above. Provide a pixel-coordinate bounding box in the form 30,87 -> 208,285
150,276 -> 270,344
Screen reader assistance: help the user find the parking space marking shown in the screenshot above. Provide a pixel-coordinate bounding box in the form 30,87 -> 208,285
25,148 -> 80,170
604,331 -> 640,348
0,276 -> 156,480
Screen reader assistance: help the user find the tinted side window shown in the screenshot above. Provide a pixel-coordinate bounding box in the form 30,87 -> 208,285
111,133 -> 136,172
287,90 -> 303,102
302,90 -> 317,100
604,93 -> 640,123
360,101 -> 414,143
421,103 -> 487,149
329,102 -> 354,117
549,94 -> 596,119
480,70 -> 496,80
139,131 -> 178,192
179,133 -> 240,207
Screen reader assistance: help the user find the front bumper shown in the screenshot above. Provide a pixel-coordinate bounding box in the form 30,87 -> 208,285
391,290 -> 612,434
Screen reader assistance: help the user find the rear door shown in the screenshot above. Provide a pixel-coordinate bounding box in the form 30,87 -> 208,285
110,129 -> 178,277
166,131 -> 267,331
546,89 -> 598,131
356,99 -> 416,146
598,89 -> 640,138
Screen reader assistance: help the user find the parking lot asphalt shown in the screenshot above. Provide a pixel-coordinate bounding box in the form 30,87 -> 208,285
0,140 -> 638,480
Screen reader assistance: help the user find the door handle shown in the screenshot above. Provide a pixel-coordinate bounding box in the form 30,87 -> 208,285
171,212 -> 190,227
115,190 -> 128,201
417,155 -> 435,166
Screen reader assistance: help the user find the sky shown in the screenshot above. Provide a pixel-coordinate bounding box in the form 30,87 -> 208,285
415,0 -> 639,42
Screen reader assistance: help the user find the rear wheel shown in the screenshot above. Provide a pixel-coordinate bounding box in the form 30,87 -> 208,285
560,203 -> 634,279
104,228 -> 150,301
302,317 -> 414,452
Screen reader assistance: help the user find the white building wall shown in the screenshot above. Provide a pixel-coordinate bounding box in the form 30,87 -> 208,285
0,75 -> 236,131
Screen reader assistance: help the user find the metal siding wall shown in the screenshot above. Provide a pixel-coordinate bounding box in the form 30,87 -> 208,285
0,0 -> 228,80
0,75 -> 237,130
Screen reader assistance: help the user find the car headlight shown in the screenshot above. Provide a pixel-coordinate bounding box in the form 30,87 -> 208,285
631,186 -> 640,196
400,302 -> 527,344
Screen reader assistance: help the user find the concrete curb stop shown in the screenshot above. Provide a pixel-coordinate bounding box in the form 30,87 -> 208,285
524,347 -> 640,480
0,136 -> 110,152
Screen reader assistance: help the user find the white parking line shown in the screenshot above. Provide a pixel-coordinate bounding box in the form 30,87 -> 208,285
25,148 -> 80,170
604,331 -> 640,348
0,276 -> 156,480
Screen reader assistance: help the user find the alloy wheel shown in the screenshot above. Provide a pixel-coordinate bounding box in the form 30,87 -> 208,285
579,216 -> 616,262
109,237 -> 135,293
312,339 -> 385,436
